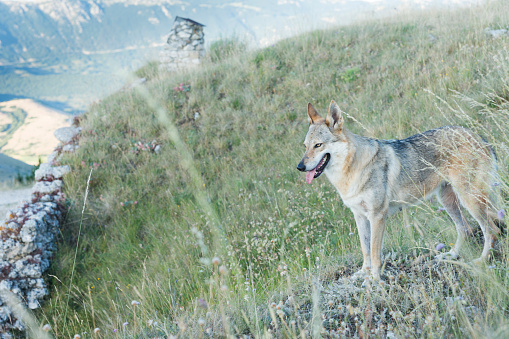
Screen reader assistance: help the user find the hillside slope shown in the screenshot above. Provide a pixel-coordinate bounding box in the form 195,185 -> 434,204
38,2 -> 509,338
0,153 -> 32,182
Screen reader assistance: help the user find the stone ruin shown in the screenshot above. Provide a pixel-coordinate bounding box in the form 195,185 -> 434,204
160,16 -> 205,72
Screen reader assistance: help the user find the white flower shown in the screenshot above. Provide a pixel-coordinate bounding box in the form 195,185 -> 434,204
211,257 -> 221,265
42,324 -> 51,332
131,300 -> 141,306
93,328 -> 100,334
198,318 -> 205,326
74,335 -> 81,339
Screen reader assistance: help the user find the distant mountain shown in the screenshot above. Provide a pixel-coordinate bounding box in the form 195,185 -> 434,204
0,0 -> 480,112
0,0 -> 173,66
0,0 -> 180,110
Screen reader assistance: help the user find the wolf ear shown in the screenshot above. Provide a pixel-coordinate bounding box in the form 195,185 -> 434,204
307,103 -> 323,124
326,100 -> 344,132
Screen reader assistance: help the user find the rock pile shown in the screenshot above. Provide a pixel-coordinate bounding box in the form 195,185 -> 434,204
0,126 -> 79,334
160,16 -> 205,72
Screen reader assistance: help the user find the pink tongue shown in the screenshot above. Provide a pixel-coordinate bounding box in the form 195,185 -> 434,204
306,168 -> 317,184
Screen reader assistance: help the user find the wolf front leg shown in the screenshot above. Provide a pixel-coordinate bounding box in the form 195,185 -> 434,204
369,212 -> 387,280
353,213 -> 371,277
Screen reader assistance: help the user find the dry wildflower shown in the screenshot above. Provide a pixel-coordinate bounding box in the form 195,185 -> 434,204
131,300 -> 140,306
198,318 -> 205,326
218,265 -> 227,275
74,335 -> 81,339
42,324 -> 51,332
212,257 -> 221,265
198,298 -> 208,309
93,328 -> 100,334
220,284 -> 228,292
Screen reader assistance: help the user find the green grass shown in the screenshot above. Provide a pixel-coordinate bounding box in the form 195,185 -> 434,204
35,2 -> 509,338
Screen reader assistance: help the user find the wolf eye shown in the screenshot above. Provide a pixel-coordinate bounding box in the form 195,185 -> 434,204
315,143 -> 322,148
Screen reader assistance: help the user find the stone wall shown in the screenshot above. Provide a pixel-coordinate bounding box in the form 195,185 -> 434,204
160,17 -> 205,72
0,126 -> 79,334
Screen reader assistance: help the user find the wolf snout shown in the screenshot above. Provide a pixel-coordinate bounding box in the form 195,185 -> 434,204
297,160 -> 306,172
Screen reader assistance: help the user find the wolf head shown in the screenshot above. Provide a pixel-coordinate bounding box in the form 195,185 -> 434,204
297,100 -> 346,184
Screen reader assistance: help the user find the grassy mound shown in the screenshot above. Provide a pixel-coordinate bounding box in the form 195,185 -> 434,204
38,2 -> 509,338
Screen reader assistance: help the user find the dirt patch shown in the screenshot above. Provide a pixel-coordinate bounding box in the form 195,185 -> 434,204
0,187 -> 32,220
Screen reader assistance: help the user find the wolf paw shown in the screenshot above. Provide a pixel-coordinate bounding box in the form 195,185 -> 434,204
435,250 -> 459,261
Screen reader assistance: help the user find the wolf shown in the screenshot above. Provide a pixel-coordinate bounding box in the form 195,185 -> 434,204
297,100 -> 504,280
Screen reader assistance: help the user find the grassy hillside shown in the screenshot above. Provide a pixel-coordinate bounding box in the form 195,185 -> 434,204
37,2 -> 509,338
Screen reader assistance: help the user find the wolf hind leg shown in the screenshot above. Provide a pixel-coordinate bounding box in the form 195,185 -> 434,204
435,182 -> 472,261
455,186 -> 498,262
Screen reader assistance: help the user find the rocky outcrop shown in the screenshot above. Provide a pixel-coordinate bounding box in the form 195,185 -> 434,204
0,125 -> 79,334
160,16 -> 205,72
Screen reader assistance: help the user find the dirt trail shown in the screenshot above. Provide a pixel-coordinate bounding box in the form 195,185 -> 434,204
0,187 -> 32,220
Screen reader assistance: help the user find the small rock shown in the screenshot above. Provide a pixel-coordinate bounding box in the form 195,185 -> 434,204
34,163 -> 70,181
54,127 -> 80,144
62,144 -> 78,152
32,180 -> 63,195
46,151 -> 60,164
